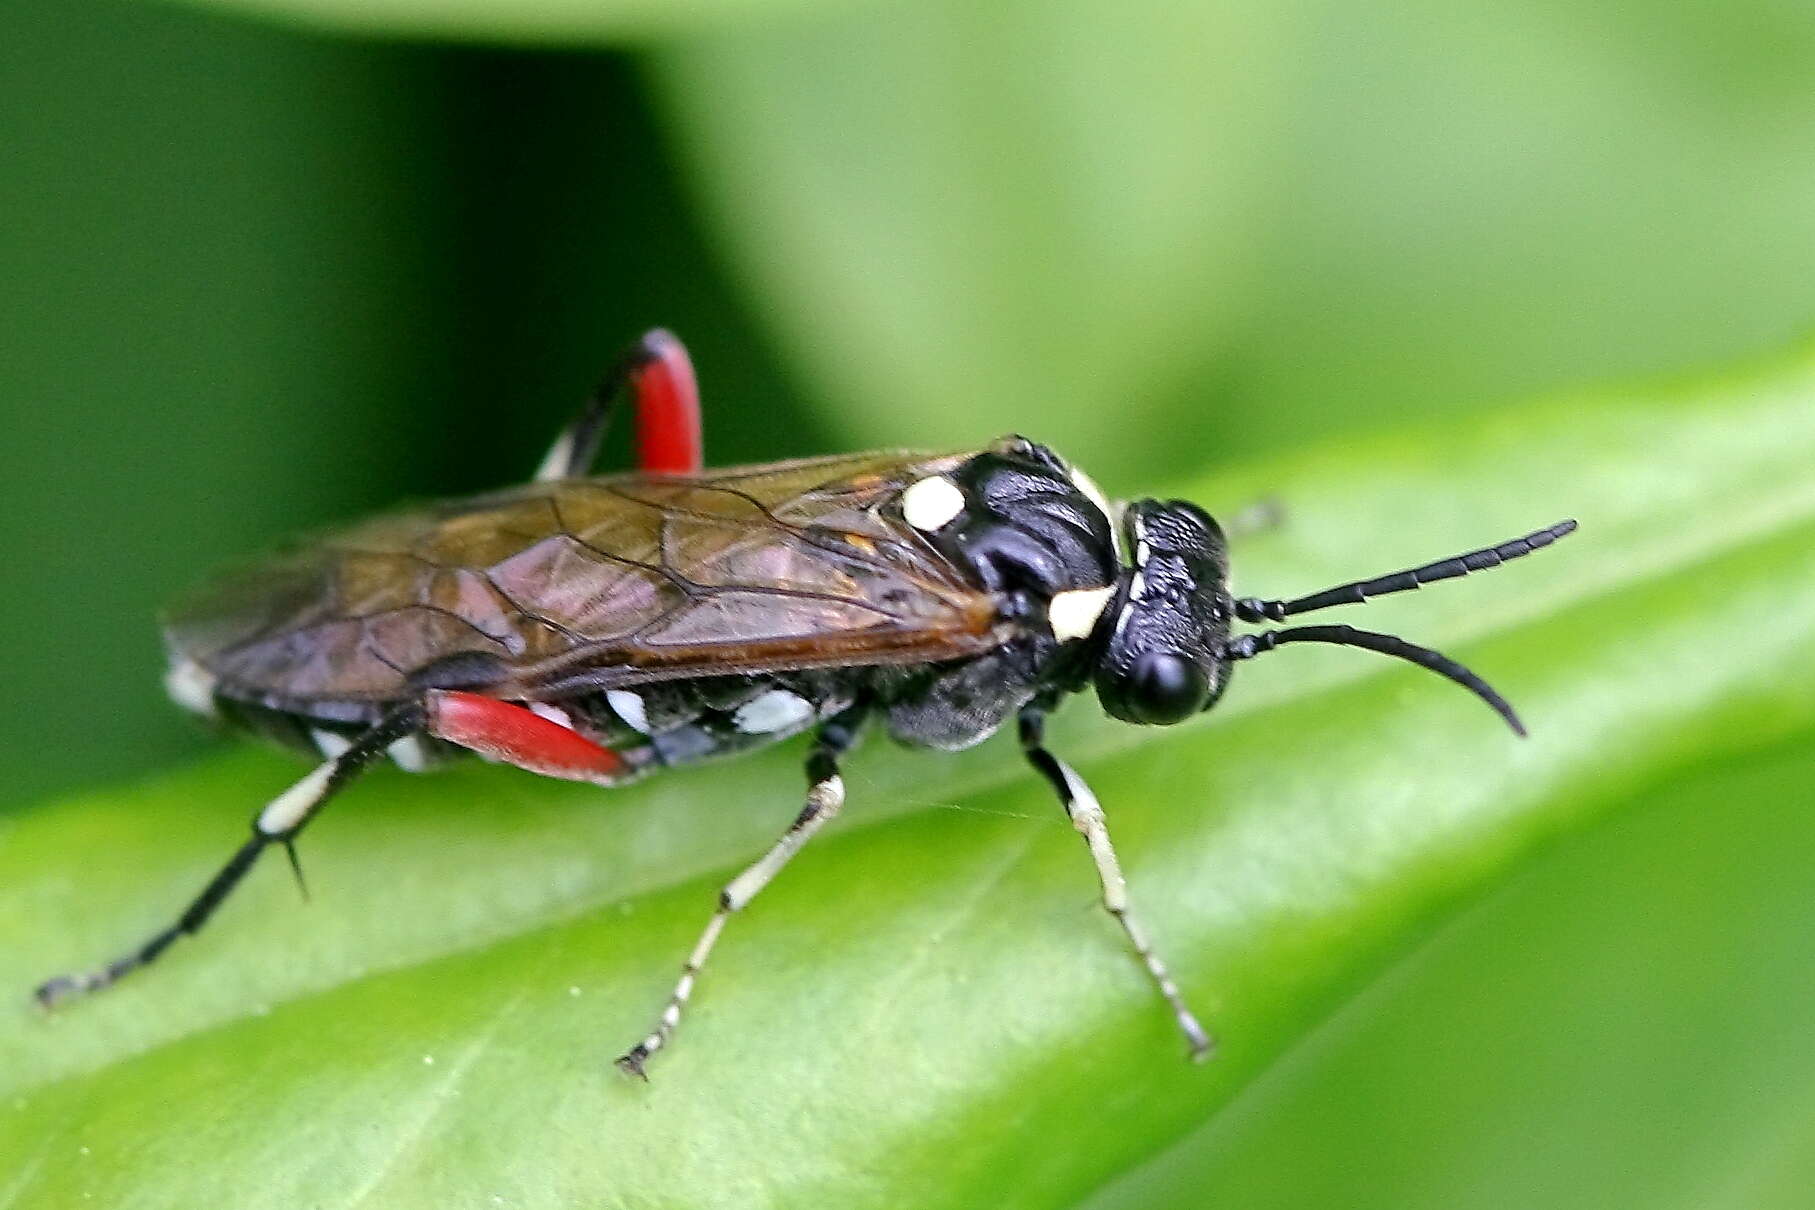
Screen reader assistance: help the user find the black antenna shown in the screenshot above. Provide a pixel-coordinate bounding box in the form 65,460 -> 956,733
1222,624 -> 1525,736
1235,520 -> 1577,623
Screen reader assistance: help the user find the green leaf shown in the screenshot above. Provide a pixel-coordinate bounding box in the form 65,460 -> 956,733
2,345 -> 1814,1206
1082,730 -> 1815,1210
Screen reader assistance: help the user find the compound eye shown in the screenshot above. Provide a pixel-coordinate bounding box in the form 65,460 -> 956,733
1123,652 -> 1209,725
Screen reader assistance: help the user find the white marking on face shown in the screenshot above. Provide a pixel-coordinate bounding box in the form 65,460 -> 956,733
387,735 -> 431,773
1110,570 -> 1145,647
607,689 -> 650,734
164,658 -> 218,719
311,729 -> 353,759
257,760 -> 336,836
901,475 -> 966,532
733,689 -> 815,734
527,701 -> 575,731
1049,585 -> 1117,643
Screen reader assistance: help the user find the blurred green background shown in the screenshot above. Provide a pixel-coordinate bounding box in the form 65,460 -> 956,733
3,0 -> 1814,1205
6,0 -> 1815,809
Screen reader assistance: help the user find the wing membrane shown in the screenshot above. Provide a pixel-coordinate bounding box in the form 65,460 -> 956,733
168,451 -> 998,709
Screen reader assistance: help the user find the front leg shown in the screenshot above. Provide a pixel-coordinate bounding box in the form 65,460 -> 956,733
1018,707 -> 1214,1060
615,703 -> 867,1079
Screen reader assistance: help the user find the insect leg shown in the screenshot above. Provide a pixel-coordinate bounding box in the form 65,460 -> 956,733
615,703 -> 867,1079
33,704 -> 422,1008
1017,707 -> 1214,1061
423,690 -> 632,784
533,328 -> 701,481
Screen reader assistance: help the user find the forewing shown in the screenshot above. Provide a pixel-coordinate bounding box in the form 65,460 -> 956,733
167,450 -> 998,709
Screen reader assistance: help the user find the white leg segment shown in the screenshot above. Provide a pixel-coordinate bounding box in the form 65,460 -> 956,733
616,770 -> 846,1078
1022,715 -> 1213,1060
256,759 -> 339,837
533,430 -> 576,483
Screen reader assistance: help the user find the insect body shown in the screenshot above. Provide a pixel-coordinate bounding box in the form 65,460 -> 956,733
37,330 -> 1576,1077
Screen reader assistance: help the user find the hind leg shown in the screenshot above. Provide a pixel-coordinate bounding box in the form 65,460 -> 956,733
534,329 -> 701,481
35,704 -> 423,1007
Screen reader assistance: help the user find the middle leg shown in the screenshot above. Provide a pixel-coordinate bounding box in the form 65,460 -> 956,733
615,703 -> 867,1078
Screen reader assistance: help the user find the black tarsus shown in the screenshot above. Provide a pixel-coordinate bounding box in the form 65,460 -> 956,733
1235,519 -> 1577,623
1222,624 -> 1527,736
33,703 -> 423,1010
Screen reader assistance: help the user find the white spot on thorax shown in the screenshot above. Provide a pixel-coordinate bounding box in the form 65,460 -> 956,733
732,689 -> 815,734
1049,585 -> 1117,642
606,689 -> 650,734
387,735 -> 430,773
257,759 -> 337,836
164,658 -> 218,719
901,475 -> 966,532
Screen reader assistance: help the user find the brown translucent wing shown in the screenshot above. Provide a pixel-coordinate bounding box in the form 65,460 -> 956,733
167,450 -> 1003,710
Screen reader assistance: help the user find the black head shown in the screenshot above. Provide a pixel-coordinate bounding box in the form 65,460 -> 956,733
1089,498 -> 1579,733
1094,500 -> 1232,724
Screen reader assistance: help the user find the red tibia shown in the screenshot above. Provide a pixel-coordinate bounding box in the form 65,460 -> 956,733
632,329 -> 702,475
425,690 -> 628,784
